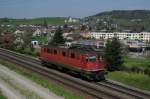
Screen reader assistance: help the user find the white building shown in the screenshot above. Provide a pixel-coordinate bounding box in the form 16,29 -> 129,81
65,17 -> 78,23
31,40 -> 40,48
14,30 -> 24,35
33,29 -> 42,36
91,32 -> 150,42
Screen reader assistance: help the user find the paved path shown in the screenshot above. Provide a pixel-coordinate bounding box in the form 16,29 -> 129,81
0,64 -> 63,99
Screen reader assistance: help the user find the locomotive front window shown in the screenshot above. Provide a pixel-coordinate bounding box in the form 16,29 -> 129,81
86,56 -> 96,62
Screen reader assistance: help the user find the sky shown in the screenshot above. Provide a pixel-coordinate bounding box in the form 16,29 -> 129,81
0,0 -> 150,18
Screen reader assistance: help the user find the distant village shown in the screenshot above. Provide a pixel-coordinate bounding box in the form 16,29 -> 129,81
0,16 -> 150,57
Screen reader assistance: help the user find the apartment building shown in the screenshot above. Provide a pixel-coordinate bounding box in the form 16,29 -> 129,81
91,32 -> 150,42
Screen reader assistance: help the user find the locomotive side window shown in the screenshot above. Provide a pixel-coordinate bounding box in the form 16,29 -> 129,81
62,51 -> 66,56
44,48 -> 47,52
47,49 -> 50,53
71,53 -> 75,58
54,49 -> 57,55
47,49 -> 52,54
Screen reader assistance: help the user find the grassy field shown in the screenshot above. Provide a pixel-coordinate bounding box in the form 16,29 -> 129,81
0,17 -> 67,25
0,59 -> 82,99
107,71 -> 150,91
32,36 -> 49,44
124,57 -> 150,69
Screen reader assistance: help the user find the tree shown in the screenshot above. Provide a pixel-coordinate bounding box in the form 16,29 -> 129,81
1,17 -> 9,22
50,27 -> 65,44
21,29 -> 33,50
2,33 -> 16,49
81,25 -> 87,31
43,18 -> 48,28
104,37 -> 124,71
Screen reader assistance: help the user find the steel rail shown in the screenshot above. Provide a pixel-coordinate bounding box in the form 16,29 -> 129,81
0,48 -> 150,99
0,48 -> 121,99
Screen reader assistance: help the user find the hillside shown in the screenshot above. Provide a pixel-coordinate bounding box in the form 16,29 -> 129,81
94,10 -> 150,19
84,10 -> 150,32
0,17 -> 67,25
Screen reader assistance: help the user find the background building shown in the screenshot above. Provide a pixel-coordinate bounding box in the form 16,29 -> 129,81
91,32 -> 150,42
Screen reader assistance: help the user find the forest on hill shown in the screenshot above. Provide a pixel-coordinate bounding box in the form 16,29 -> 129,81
84,10 -> 150,32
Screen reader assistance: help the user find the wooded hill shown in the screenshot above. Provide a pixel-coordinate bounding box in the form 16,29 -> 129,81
84,10 -> 150,32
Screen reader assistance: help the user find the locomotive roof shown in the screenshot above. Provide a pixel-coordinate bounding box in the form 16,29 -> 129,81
44,44 -> 104,56
69,44 -> 104,55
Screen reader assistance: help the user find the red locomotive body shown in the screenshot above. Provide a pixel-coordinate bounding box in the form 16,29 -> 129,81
40,45 -> 106,80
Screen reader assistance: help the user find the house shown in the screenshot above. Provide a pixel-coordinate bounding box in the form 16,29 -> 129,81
80,32 -> 91,38
65,16 -> 79,23
31,40 -> 42,48
14,30 -> 24,36
32,29 -> 42,36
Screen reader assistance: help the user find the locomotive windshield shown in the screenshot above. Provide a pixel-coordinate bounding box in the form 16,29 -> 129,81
86,56 -> 97,62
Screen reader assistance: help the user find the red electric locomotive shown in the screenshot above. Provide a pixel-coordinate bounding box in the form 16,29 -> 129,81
39,44 -> 106,81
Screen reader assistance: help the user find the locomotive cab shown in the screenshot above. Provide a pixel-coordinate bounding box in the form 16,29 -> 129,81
84,55 -> 104,71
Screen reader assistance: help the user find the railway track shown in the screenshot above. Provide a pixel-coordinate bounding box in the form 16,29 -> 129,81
0,48 -> 150,99
97,80 -> 150,99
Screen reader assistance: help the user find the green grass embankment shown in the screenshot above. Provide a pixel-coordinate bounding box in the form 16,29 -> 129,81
124,57 -> 150,69
122,57 -> 150,76
107,57 -> 150,91
107,71 -> 150,91
0,59 -> 82,99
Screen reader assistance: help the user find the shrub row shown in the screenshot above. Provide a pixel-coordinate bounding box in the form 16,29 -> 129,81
122,66 -> 150,76
17,49 -> 39,57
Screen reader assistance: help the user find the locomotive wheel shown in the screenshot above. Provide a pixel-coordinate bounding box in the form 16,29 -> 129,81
80,72 -> 88,80
86,75 -> 94,81
95,73 -> 105,81
80,72 -> 93,81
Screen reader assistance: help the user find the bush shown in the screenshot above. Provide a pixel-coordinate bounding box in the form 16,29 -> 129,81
122,66 -> 150,76
144,68 -> 150,76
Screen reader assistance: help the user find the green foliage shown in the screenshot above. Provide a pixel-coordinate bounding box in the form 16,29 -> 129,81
43,18 -> 48,28
14,48 -> 38,57
0,17 -> 9,22
122,57 -> 150,75
22,29 -> 33,48
87,10 -> 150,32
124,57 -> 150,69
50,27 -> 65,44
30,45 -> 35,52
104,37 -> 124,71
32,36 -> 49,44
95,10 -> 150,19
107,71 -> 150,91
0,17 -> 66,25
